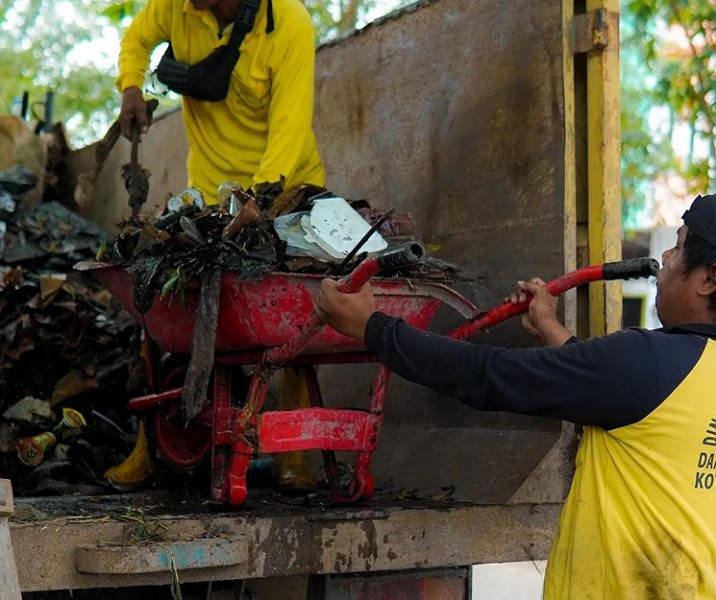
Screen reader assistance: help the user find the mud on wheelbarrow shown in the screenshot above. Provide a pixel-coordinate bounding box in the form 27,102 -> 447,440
76,247 -> 658,506
76,244 -> 483,504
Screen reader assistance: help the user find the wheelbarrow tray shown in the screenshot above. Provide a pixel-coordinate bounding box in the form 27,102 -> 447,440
78,263 -> 478,355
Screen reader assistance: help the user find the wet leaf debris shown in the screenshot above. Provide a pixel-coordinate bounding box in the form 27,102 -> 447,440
0,172 -> 142,496
98,181 -> 471,313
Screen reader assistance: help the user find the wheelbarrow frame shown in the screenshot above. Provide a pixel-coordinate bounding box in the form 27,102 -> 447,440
82,244 -> 482,504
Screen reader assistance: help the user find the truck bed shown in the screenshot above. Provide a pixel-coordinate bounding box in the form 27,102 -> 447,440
11,491 -> 559,592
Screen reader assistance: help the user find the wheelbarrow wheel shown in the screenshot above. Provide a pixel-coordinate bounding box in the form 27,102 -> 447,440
145,358 -> 212,474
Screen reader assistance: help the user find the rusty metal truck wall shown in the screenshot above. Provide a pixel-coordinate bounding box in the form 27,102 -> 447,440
313,0 -> 567,505
71,0 -> 569,504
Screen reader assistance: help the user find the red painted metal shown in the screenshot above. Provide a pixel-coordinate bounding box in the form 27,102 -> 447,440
257,409 -> 381,453
128,387 -> 182,411
303,365 -> 341,499
151,365 -> 212,467
82,265 -> 465,355
448,264 -> 606,340
259,249 -> 385,369
210,364 -> 235,502
154,402 -> 212,467
79,255 -> 469,505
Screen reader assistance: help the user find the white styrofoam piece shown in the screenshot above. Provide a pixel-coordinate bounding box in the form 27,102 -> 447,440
306,197 -> 387,258
273,212 -> 332,260
301,214 -> 345,260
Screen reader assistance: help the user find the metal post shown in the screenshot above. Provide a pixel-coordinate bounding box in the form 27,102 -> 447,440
585,0 -> 622,335
0,479 -> 21,600
43,90 -> 55,133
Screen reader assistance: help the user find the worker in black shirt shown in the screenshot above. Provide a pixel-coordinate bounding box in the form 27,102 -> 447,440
315,193 -> 716,599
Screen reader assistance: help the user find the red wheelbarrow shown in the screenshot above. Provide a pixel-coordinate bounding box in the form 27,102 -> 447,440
76,247 -> 657,505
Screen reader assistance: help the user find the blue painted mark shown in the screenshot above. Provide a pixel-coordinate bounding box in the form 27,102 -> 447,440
175,545 -> 209,569
156,544 -> 213,570
158,551 -> 170,569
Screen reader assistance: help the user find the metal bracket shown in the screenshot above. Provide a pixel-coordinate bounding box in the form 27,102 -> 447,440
572,9 -> 619,54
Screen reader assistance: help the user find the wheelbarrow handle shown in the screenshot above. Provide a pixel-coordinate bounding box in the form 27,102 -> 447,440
338,242 -> 426,293
448,257 -> 659,341
260,242 -> 427,369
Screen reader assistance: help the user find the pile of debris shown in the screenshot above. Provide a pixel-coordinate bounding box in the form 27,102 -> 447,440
100,179 -> 467,309
0,166 -> 141,495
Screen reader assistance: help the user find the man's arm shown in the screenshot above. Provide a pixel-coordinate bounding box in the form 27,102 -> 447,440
364,312 -> 695,429
253,20 -> 318,187
117,0 -> 172,92
116,0 -> 172,138
315,279 -> 700,429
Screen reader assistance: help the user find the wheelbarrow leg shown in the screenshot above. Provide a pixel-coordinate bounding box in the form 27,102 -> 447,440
302,365 -> 342,498
214,366 -> 272,504
352,365 -> 390,501
211,364 -> 243,502
302,364 -> 389,502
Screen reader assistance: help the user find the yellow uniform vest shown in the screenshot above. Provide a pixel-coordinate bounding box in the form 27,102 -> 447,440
545,340 -> 716,599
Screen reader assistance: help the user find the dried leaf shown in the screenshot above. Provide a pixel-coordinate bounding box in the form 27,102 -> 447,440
50,371 -> 100,406
39,273 -> 67,300
2,396 -> 53,423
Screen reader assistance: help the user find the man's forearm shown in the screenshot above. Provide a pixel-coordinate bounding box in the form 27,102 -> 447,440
361,311 -> 663,429
364,312 -> 497,406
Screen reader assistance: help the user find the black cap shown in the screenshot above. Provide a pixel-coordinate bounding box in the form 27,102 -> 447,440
682,194 -> 716,248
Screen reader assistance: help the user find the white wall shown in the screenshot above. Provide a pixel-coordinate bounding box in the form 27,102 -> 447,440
622,226 -> 677,329
471,561 -> 547,600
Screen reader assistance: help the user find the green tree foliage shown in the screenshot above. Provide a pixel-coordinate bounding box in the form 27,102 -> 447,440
0,0 -> 406,146
0,0 -> 123,145
621,0 -> 715,225
305,0 -> 378,39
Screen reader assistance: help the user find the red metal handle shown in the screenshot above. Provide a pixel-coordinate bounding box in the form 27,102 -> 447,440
338,242 -> 426,293
262,243 -> 427,368
448,258 -> 658,341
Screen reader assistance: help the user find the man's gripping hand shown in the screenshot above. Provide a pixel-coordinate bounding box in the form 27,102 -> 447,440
119,87 -> 150,140
506,278 -> 572,347
315,279 -> 377,342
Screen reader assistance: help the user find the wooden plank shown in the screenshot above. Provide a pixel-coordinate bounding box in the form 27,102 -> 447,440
585,0 -> 623,336
0,479 -> 21,600
11,499 -> 560,592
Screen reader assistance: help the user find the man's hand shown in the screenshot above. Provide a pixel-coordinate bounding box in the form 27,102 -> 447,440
506,278 -> 572,347
315,279 -> 377,342
119,87 -> 150,140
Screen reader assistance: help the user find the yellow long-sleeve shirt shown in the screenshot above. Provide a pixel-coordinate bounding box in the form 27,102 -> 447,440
117,0 -> 325,204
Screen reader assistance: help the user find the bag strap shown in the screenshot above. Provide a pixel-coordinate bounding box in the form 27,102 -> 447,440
266,0 -> 274,33
226,0 -> 261,50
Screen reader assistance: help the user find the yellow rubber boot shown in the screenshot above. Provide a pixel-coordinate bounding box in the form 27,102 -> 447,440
104,420 -> 155,488
271,367 -> 317,495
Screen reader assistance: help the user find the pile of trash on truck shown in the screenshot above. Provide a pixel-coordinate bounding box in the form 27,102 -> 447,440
0,165 -> 139,496
100,178 -> 468,305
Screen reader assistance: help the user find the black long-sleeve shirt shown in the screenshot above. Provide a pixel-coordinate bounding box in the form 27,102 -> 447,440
364,312 -> 716,430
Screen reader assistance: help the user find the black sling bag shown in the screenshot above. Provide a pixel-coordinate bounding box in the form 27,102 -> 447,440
156,0 -> 261,102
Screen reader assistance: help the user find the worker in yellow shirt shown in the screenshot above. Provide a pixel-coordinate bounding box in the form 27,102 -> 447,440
117,0 -> 324,203
107,0 -> 324,493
